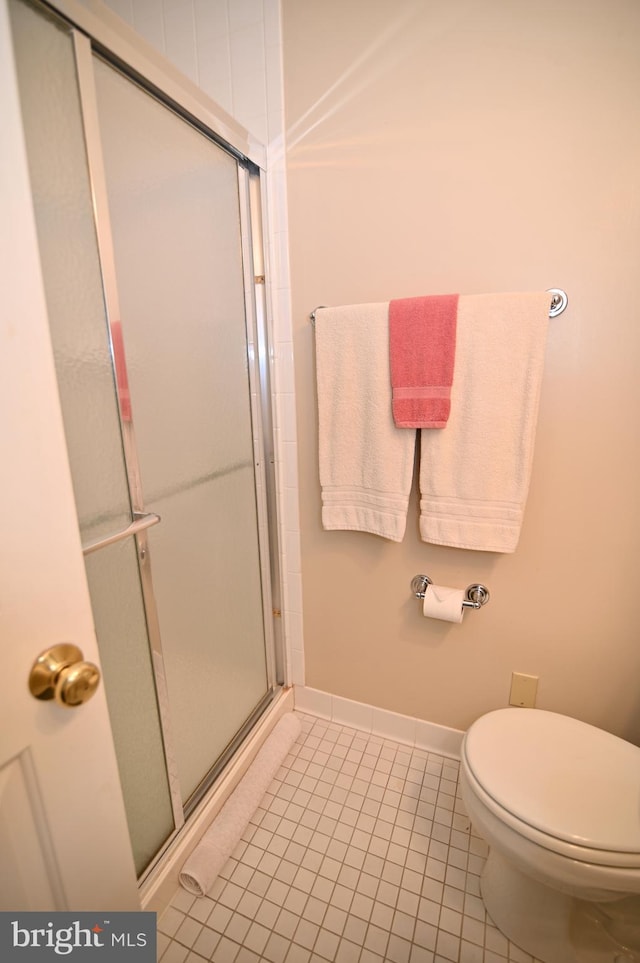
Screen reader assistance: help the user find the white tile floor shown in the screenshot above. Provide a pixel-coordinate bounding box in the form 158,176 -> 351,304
157,712 -> 542,963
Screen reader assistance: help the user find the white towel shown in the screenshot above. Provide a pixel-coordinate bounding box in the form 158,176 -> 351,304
419,292 -> 551,552
315,303 -> 415,541
179,713 -> 301,897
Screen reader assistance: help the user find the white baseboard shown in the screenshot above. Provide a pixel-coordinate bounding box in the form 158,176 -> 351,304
293,685 -> 463,759
140,686 -> 295,914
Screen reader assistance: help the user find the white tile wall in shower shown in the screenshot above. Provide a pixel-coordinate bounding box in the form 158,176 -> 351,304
163,0 -> 199,86
128,0 -> 165,51
96,0 -> 275,141
229,12 -> 268,141
193,0 -> 233,115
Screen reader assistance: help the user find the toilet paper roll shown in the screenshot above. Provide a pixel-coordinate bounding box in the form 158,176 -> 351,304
423,584 -> 465,623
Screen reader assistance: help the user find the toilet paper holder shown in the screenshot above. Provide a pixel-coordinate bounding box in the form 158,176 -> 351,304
411,574 -> 490,610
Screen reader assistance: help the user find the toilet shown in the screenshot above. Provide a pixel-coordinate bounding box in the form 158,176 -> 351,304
459,708 -> 640,963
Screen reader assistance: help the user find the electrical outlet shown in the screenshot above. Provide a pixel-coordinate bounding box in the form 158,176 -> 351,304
509,672 -> 538,708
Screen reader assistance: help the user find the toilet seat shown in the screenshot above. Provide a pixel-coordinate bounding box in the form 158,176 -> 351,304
462,708 -> 640,868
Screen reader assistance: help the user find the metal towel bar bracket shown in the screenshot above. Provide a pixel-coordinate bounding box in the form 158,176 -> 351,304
410,574 -> 490,610
310,289 -> 567,324
547,288 -> 568,318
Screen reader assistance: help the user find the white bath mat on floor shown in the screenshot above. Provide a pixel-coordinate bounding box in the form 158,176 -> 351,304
179,711 -> 301,897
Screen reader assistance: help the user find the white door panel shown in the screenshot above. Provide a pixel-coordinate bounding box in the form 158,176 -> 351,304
0,1 -> 139,911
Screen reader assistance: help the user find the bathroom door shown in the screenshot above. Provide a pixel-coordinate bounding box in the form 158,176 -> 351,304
9,0 -> 279,878
0,0 -> 139,910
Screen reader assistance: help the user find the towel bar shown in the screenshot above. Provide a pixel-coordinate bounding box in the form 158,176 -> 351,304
411,574 -> 490,610
309,289 -> 568,324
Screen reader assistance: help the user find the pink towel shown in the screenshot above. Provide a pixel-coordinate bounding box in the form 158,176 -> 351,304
389,294 -> 459,428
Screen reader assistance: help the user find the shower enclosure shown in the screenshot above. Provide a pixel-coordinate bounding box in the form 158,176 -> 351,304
9,0 -> 282,879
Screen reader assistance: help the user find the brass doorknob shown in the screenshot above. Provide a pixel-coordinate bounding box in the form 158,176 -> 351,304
29,644 -> 101,708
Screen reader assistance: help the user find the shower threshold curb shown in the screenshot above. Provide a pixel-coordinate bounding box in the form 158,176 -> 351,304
140,685 -> 295,914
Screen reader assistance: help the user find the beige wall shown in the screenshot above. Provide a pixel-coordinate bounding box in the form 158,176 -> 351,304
282,0 -> 640,743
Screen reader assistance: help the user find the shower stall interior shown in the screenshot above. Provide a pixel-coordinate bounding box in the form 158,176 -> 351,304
9,0 -> 282,880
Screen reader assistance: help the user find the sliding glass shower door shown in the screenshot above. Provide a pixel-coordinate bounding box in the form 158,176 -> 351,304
10,0 -> 278,878
92,57 -> 270,807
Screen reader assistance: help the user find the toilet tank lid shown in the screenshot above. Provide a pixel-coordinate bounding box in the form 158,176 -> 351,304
463,708 -> 640,853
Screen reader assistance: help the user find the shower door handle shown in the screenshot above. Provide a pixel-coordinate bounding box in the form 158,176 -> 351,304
81,511 -> 161,556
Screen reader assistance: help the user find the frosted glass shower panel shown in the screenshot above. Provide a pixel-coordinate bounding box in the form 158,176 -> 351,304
94,60 -> 269,802
84,539 -> 174,875
9,0 -> 131,546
